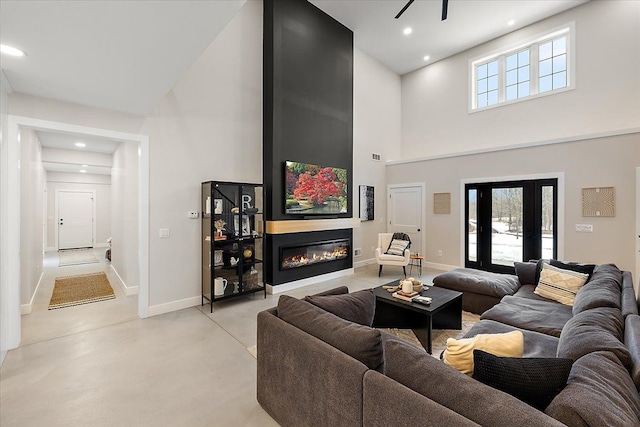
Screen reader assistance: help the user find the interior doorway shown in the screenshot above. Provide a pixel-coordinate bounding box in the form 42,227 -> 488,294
57,190 -> 95,250
1,115 -> 150,354
387,183 -> 425,255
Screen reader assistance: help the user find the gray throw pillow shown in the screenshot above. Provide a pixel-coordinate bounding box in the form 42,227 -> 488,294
472,349 -> 572,410
514,261 -> 537,285
305,289 -> 376,326
277,295 -> 384,371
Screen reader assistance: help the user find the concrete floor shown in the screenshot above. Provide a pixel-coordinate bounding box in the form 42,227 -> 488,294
1,252 -> 442,426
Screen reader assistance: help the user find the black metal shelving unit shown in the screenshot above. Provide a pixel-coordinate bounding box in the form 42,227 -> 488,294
202,181 -> 266,312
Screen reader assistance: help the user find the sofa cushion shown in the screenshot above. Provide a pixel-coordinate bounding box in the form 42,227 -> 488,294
443,330 -> 524,376
305,288 -> 375,326
545,351 -> 640,427
625,314 -> 640,391
481,295 -> 573,338
557,307 -> 632,370
385,239 -> 409,256
534,263 -> 588,306
464,319 -> 559,358
513,284 -> 556,302
433,268 -> 520,298
277,295 -> 384,371
312,285 -> 349,296
472,349 -> 573,410
572,263 -> 622,315
514,261 -> 537,285
383,339 -> 565,426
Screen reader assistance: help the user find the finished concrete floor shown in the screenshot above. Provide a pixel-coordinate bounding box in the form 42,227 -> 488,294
1,251 -> 443,426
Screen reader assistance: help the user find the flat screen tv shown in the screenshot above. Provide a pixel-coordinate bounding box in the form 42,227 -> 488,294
285,161 -> 348,215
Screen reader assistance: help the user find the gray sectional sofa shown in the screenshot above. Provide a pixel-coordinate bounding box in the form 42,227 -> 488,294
257,264 -> 640,426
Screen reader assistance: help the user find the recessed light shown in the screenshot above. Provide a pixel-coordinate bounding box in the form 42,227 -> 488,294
75,142 -> 86,148
80,170 -> 87,173
423,55 -> 430,61
0,44 -> 26,57
508,20 -> 515,26
403,27 -> 412,36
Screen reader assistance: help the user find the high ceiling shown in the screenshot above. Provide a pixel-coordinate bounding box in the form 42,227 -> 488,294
1,0 -> 588,116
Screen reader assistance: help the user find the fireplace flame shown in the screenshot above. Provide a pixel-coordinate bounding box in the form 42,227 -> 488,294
281,245 -> 348,270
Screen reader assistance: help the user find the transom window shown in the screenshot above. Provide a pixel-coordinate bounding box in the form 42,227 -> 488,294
471,25 -> 573,111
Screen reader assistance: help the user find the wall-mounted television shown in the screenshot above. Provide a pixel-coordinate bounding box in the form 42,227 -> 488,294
285,161 -> 348,215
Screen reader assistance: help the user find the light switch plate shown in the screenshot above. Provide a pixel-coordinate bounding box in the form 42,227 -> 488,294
159,228 -> 170,238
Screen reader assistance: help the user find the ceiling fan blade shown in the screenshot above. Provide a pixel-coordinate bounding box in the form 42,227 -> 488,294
442,0 -> 449,20
395,0 -> 415,19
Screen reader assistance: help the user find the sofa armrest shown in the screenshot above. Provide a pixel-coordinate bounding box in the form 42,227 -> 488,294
363,370 -> 480,427
257,309 -> 368,427
375,247 -> 383,262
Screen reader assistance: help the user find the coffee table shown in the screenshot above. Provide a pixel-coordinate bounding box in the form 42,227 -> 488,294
372,282 -> 463,354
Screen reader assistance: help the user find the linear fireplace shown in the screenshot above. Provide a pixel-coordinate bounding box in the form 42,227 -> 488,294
281,239 -> 349,270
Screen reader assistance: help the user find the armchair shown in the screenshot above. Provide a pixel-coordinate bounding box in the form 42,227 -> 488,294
375,233 -> 411,277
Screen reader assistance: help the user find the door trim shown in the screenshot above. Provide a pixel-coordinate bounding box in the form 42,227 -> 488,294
459,172 -> 565,268
636,167 -> 640,297
1,115 -> 150,354
55,189 -> 96,250
387,182 -> 426,256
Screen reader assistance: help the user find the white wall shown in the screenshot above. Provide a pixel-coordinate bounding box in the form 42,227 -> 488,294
387,133 -> 640,273
111,142 -> 139,292
139,0 -> 263,309
19,129 -> 46,306
401,1 -> 640,159
353,49 -> 401,265
46,172 -> 111,250
1,71 -> 11,363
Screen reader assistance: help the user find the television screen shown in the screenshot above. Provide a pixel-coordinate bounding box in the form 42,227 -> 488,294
285,161 -> 348,215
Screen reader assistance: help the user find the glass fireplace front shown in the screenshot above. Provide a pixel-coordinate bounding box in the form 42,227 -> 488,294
280,239 -> 350,270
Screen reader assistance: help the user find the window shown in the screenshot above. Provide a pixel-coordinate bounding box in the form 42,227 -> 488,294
465,178 -> 557,274
471,26 -> 573,110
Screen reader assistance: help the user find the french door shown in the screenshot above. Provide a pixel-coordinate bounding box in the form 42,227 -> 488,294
465,178 -> 557,273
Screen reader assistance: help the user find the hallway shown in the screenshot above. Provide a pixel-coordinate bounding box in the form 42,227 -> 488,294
20,248 -> 138,347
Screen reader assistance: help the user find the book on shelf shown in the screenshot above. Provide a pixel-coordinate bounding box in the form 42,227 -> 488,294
392,291 -> 418,302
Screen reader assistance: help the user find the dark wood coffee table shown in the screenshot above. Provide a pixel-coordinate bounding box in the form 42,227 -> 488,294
372,283 -> 463,354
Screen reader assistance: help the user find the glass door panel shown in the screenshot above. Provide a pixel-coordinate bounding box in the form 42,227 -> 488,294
491,187 -> 523,267
541,185 -> 554,259
468,189 -> 478,262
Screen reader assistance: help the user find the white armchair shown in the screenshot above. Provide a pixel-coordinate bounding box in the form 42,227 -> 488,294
375,233 -> 411,277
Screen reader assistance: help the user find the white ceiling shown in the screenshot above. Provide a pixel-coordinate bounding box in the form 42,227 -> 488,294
37,130 -> 121,154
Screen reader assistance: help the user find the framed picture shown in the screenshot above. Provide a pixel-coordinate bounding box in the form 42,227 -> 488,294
214,198 -> 223,214
234,216 -> 251,236
359,185 -> 374,221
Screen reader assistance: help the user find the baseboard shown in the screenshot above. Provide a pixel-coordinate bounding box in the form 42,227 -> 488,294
424,261 -> 459,272
266,268 -> 355,294
110,265 -> 139,296
94,243 -> 108,248
20,271 -> 44,314
46,246 -> 56,252
0,351 -> 6,366
353,257 -> 376,268
148,296 -> 201,317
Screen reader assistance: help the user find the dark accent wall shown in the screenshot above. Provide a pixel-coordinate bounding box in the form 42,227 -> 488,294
263,0 -> 354,221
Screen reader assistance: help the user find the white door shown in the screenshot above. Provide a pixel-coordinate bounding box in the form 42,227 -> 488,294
388,184 -> 424,255
58,191 -> 94,250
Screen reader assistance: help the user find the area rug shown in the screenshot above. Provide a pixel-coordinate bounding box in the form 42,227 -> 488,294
49,272 -> 115,310
58,249 -> 99,267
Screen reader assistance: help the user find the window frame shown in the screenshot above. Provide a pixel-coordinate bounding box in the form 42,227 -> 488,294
469,23 -> 575,113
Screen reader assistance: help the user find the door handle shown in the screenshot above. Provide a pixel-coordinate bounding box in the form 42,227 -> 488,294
417,228 -> 421,232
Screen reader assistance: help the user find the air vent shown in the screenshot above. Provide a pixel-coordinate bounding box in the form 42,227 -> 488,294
371,153 -> 381,161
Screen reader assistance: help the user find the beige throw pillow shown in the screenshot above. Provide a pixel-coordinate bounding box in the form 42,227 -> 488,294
534,263 -> 588,306
443,331 -> 524,376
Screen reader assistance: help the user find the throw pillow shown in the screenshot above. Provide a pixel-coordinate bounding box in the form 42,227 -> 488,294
304,289 -> 376,326
277,295 -> 384,371
443,330 -> 524,376
549,259 -> 596,281
472,350 -> 573,410
514,261 -> 537,285
385,239 -> 410,256
534,263 -> 588,306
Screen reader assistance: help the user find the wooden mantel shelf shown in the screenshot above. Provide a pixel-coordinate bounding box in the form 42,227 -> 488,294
266,218 -> 360,234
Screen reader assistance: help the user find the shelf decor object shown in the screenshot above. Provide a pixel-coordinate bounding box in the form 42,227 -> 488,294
201,181 -> 266,312
582,187 -> 615,217
434,192 -> 451,214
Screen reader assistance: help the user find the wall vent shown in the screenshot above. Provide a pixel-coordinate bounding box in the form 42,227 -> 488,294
371,153 -> 381,161
354,248 -> 362,257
